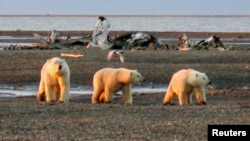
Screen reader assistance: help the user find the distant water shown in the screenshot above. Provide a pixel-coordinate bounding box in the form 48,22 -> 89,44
0,84 -> 166,98
1,15 -> 250,32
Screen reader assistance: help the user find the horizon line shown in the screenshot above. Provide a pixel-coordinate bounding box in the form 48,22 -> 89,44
0,14 -> 250,17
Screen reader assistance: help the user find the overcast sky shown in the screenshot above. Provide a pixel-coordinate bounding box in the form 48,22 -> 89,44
0,0 -> 249,15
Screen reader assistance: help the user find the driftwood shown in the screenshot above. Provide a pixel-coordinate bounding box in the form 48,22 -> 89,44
60,53 -> 84,58
2,33 -> 91,50
33,33 -> 90,49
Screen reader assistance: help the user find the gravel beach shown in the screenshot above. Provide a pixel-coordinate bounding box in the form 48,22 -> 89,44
0,31 -> 250,141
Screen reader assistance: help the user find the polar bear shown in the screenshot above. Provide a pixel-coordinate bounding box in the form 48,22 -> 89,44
163,69 -> 211,106
36,57 -> 70,104
92,68 -> 145,105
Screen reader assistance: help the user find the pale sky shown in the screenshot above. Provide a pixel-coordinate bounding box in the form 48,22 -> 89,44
0,0 -> 249,15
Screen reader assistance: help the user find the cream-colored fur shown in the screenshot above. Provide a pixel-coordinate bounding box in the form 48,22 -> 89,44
92,68 -> 145,105
37,57 -> 70,104
163,69 -> 211,106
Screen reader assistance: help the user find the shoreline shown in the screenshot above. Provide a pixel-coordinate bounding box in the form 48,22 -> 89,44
0,84 -> 167,98
1,30 -> 250,39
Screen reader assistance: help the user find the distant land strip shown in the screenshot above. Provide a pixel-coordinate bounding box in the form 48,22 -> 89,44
0,30 -> 250,39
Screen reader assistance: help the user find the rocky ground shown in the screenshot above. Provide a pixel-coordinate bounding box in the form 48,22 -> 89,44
0,31 -> 250,141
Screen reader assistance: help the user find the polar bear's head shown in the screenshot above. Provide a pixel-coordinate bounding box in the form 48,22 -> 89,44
48,57 -> 67,74
116,68 -> 145,84
188,71 -> 211,87
130,70 -> 145,84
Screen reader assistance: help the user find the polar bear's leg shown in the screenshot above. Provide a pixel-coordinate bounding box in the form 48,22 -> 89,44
104,88 -> 113,103
45,86 -> 56,103
178,93 -> 188,106
187,93 -> 193,104
59,86 -> 69,103
163,85 -> 175,105
92,88 -> 103,104
194,87 -> 207,105
55,87 -> 60,101
98,92 -> 106,103
122,85 -> 132,105
58,79 -> 70,103
37,79 -> 46,102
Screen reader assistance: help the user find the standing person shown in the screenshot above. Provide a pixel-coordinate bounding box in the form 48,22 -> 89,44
87,16 -> 111,50
47,29 -> 62,43
92,16 -> 111,43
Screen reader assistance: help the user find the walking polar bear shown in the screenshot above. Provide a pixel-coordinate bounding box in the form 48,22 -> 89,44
36,57 -> 70,104
163,69 -> 211,106
92,68 -> 145,105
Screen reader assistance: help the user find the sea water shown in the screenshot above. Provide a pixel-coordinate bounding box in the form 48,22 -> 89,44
1,15 -> 250,32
